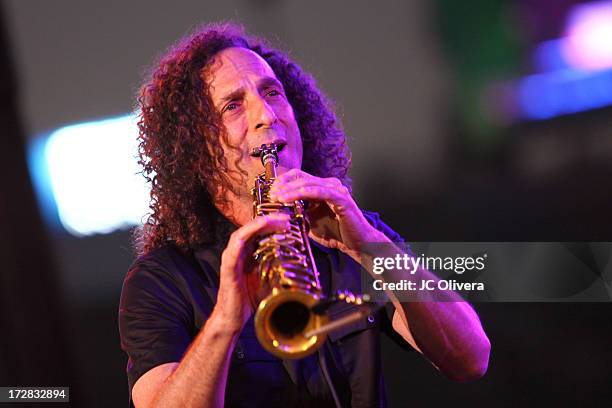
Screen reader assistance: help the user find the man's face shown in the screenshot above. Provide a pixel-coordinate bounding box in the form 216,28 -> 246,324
207,47 -> 303,200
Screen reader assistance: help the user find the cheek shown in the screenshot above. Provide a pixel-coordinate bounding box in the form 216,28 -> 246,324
222,116 -> 248,147
280,106 -> 301,144
218,132 -> 245,168
288,113 -> 303,161
296,134 -> 303,162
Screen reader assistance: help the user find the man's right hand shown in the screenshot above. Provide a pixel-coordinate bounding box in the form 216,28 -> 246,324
133,214 -> 291,408
214,213 -> 291,333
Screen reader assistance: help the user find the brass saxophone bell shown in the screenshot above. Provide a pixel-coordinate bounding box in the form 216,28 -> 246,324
250,143 -> 369,359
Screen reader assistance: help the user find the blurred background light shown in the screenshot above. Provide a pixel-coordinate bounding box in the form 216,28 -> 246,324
563,0 -> 612,71
517,68 -> 612,120
533,39 -> 570,73
34,114 -> 149,236
492,0 -> 612,122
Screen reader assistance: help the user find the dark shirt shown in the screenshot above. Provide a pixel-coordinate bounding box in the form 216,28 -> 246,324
118,211 -> 408,407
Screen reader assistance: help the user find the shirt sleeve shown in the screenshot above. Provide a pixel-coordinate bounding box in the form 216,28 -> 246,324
118,255 -> 195,397
361,211 -> 417,352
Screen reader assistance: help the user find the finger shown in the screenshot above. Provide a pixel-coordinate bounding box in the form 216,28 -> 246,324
272,179 -> 347,204
275,174 -> 342,193
273,168 -> 304,185
270,172 -> 324,197
270,169 -> 310,195
279,185 -> 337,203
225,214 -> 291,259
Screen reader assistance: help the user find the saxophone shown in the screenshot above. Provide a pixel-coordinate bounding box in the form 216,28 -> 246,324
251,143 -> 368,360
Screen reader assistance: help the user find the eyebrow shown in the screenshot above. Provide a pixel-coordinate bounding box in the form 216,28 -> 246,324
215,76 -> 284,110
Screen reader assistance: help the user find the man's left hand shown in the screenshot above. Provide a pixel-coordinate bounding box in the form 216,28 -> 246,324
268,169 -> 387,256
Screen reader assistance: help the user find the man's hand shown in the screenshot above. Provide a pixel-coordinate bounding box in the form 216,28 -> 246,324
215,213 -> 291,333
269,169 -> 386,257
133,214 -> 291,408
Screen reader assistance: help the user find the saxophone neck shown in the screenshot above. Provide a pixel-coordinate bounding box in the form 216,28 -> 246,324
264,156 -> 277,181
253,143 -> 279,182
252,143 -> 280,217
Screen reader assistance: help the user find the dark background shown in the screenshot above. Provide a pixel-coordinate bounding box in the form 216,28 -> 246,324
1,1 -> 610,406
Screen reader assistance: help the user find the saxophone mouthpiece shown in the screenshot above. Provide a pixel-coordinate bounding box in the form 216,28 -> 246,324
252,143 -> 282,169
250,143 -> 285,157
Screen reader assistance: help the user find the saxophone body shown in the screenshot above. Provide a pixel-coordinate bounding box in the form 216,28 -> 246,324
251,143 -> 328,359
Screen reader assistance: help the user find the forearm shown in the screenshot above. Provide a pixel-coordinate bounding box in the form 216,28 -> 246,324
149,309 -> 239,408
393,287 -> 490,381
365,231 -> 490,381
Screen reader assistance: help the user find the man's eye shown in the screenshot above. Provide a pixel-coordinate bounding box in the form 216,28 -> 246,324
224,102 -> 239,112
267,89 -> 281,97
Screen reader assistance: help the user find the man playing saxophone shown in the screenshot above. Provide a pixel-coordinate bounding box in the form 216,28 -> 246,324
119,23 -> 490,408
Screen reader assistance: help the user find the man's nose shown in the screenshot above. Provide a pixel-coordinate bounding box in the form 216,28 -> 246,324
250,95 -> 278,130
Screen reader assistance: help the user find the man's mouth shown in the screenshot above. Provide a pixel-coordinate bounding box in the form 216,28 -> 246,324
249,142 -> 286,157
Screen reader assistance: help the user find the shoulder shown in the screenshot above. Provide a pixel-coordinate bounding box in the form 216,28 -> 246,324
124,244 -> 203,288
118,245 -> 199,403
120,244 -> 200,311
130,244 -> 195,273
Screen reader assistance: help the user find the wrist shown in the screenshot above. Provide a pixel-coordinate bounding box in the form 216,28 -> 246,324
208,307 -> 243,339
359,227 -> 394,262
362,226 -> 390,246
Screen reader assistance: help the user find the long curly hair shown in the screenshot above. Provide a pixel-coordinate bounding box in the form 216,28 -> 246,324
135,23 -> 351,255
